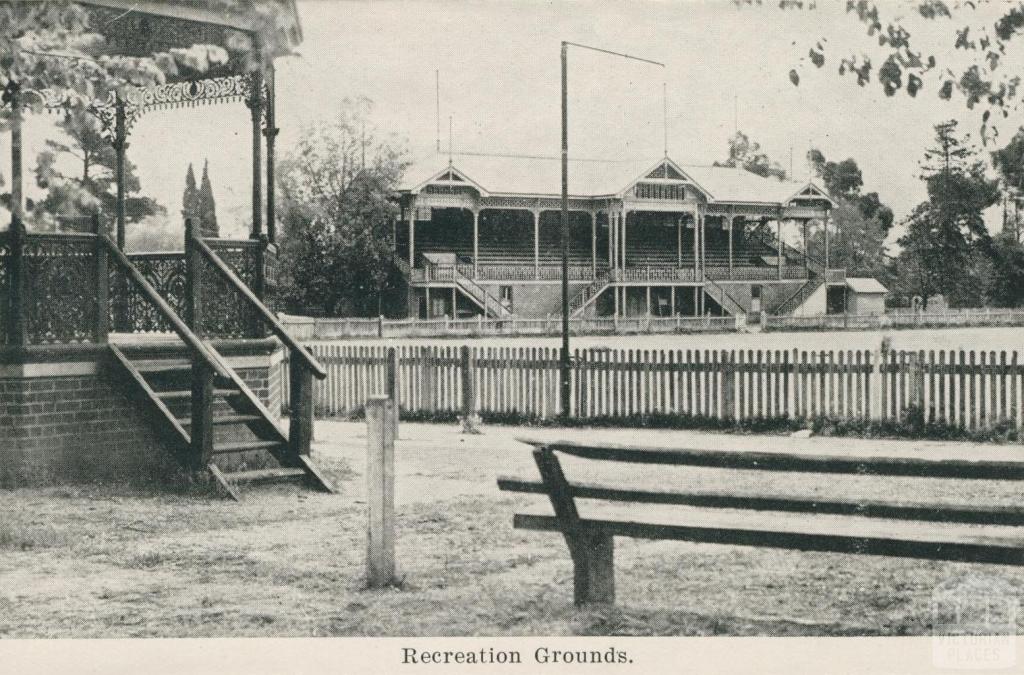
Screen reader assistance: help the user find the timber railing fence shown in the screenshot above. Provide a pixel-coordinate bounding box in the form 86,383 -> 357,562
282,345 -> 1024,432
279,313 -> 740,340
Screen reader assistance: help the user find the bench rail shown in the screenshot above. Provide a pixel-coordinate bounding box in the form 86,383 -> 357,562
498,439 -> 1024,606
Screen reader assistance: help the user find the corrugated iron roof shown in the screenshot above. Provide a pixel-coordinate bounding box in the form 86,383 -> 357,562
402,153 -> 825,205
846,277 -> 888,294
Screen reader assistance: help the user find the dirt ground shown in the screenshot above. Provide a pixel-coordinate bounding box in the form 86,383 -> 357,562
3,421 -> 1024,638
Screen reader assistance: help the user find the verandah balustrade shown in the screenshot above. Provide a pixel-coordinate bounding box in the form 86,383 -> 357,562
0,217 -> 270,346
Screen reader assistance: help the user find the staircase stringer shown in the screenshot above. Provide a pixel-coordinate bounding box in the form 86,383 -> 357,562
107,344 -> 192,462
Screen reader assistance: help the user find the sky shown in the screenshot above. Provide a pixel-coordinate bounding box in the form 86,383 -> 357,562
15,0 -> 1024,241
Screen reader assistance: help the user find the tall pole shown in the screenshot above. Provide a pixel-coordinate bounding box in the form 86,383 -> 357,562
558,42 -> 663,418
560,42 -> 570,418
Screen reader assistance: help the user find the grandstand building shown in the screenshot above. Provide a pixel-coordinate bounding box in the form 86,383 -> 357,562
395,155 -> 850,320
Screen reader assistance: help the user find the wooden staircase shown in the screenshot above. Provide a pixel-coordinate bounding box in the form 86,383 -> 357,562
101,220 -> 333,500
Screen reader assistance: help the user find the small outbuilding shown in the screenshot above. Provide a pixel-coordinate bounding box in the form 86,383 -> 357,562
844,277 -> 888,315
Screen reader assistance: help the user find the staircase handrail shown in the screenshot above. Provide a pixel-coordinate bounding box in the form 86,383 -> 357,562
453,267 -> 511,318
193,234 -> 327,380
704,276 -> 746,317
773,277 -> 822,315
751,223 -> 825,273
102,235 -> 231,381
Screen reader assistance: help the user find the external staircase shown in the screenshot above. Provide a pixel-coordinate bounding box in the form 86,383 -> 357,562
103,221 -> 333,500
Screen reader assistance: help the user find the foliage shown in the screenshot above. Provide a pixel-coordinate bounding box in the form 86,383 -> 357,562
28,108 -> 163,232
773,1 -> 1024,141
276,99 -> 409,317
983,230 -> 1024,307
182,161 -> 218,237
715,131 -> 787,180
807,200 -> 889,277
0,0 -> 292,190
895,120 -> 1000,307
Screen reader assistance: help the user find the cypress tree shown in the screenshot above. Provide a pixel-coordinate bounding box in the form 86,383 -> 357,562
198,159 -> 219,238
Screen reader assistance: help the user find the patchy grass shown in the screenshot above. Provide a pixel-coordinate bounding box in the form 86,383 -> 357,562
3,421 -> 1024,638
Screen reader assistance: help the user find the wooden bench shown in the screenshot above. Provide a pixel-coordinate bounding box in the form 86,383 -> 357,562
498,438 -> 1024,606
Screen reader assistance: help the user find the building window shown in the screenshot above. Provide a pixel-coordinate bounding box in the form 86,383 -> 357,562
500,285 -> 513,311
751,285 -> 761,300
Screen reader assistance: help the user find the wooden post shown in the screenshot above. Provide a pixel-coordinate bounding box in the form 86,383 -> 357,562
191,359 -> 215,470
908,351 -> 924,411
93,214 -> 109,343
252,234 -> 267,337
6,214 -> 26,347
366,395 -> 397,588
533,209 -> 540,280
289,358 -> 314,456
386,347 -> 399,401
722,349 -> 735,421
185,219 -> 202,332
472,209 -> 479,279
534,447 -> 614,605
460,344 -> 479,432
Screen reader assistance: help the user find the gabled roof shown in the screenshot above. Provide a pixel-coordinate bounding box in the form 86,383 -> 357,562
401,153 -> 831,205
846,277 -> 888,294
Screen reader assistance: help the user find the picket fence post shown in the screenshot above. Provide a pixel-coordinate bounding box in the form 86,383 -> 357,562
366,395 -> 398,588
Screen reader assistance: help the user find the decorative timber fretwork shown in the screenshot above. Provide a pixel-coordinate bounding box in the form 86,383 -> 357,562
633,182 -> 687,200
479,196 -> 596,211
705,203 -> 782,219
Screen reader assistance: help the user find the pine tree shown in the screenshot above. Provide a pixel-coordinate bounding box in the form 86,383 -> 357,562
197,159 -> 218,238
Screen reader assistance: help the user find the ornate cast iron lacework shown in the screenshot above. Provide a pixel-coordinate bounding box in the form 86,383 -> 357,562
201,241 -> 260,339
23,235 -> 98,345
112,253 -> 187,334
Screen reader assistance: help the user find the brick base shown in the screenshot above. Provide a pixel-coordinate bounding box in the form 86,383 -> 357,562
0,341 -> 285,487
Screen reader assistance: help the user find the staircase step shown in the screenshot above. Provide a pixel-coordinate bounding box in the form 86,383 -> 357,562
136,360 -> 191,374
211,440 -> 284,455
156,388 -> 238,400
220,467 -> 307,484
179,413 -> 264,427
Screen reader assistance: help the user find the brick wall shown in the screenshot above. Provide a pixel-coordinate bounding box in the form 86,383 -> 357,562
0,374 -> 177,486
0,350 -> 284,487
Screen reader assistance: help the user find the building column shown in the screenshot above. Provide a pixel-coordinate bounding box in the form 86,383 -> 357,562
645,286 -> 651,317
727,211 -> 734,280
408,206 -> 415,268
777,218 -> 783,280
533,209 -> 540,279
677,216 -> 682,268
693,287 -> 698,317
620,208 -> 628,272
452,286 -> 457,319
670,286 -> 676,317
246,70 -> 265,240
472,209 -> 479,279
613,282 -> 619,316
824,209 -> 831,270
692,212 -> 699,278
425,286 -> 430,318
607,212 -> 614,270
803,220 -> 809,275
590,212 -> 597,278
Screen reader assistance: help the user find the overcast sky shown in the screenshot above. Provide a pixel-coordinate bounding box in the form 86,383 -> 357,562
19,0 -> 1024,240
